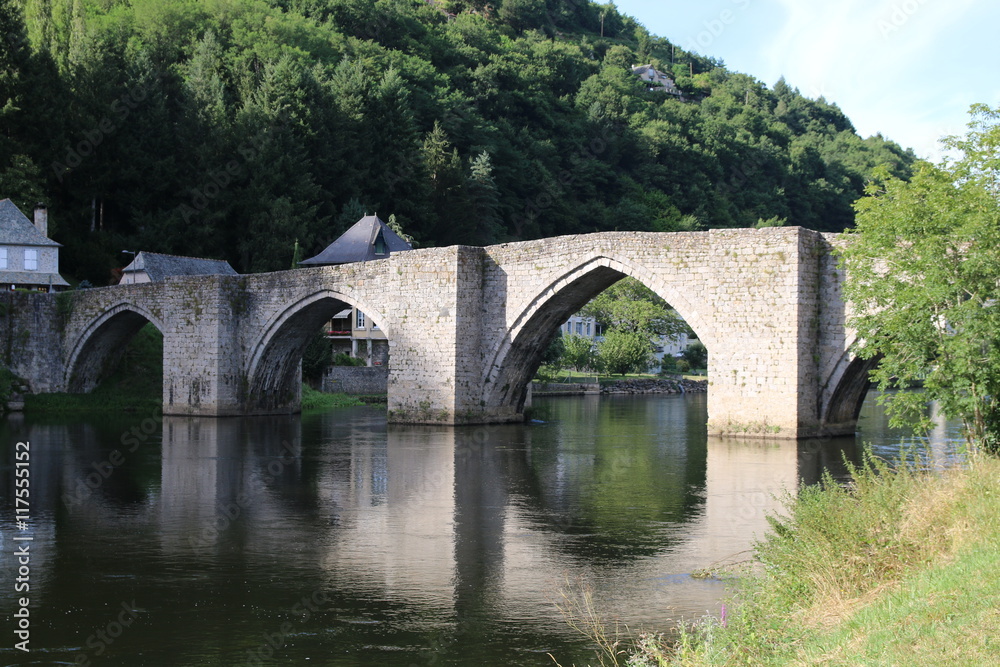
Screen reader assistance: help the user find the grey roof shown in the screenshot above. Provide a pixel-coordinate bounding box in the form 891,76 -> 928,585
122,252 -> 238,282
0,270 -> 70,288
632,64 -> 678,90
0,199 -> 60,247
299,215 -> 412,266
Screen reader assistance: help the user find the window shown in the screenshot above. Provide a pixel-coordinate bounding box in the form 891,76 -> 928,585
586,322 -> 592,336
356,309 -> 366,329
0,248 -> 6,269
374,232 -> 388,255
24,249 -> 37,271
575,321 -> 582,335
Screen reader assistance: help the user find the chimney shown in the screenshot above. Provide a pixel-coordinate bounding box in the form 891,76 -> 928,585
33,204 -> 48,238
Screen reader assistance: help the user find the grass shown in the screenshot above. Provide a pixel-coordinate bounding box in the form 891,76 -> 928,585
23,324 -> 368,415
31,383 -> 369,415
535,370 -> 708,384
301,384 -> 364,410
560,450 -> 1000,666
25,324 -> 164,414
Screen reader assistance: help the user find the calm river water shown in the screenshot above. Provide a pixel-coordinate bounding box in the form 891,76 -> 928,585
0,392 -> 963,666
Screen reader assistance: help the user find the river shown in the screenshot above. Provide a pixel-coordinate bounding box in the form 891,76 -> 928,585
0,392 -> 963,666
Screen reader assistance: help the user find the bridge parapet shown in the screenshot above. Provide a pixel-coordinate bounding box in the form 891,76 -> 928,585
2,228 -> 861,438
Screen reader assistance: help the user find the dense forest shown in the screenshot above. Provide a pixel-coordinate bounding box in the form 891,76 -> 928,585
0,0 -> 915,284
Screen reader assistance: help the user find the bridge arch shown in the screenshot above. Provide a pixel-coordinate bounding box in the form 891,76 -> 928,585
482,254 -> 715,413
65,302 -> 166,393
821,347 -> 880,429
245,290 -> 391,413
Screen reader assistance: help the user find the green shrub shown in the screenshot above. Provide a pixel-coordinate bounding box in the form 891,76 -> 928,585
659,355 -> 678,374
302,331 -> 334,381
332,352 -> 365,367
301,384 -> 363,410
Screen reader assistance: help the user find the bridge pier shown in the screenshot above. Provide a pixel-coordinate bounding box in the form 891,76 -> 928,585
160,277 -> 247,416
2,230 -> 861,438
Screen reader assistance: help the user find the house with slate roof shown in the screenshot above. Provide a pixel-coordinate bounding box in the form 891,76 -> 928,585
632,64 -> 681,95
0,199 -> 70,292
120,251 -> 238,284
301,214 -> 412,366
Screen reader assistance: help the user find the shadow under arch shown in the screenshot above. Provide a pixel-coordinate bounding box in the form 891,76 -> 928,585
65,302 -> 166,393
822,349 -> 881,429
482,255 -> 715,414
245,290 -> 391,413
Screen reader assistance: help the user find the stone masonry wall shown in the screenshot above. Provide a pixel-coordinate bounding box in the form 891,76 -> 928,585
231,247 -> 471,422
322,366 -> 389,395
11,228 -> 861,436
475,227 -> 832,436
0,292 -> 63,393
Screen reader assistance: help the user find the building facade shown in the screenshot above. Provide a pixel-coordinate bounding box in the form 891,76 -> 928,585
0,200 -> 69,292
632,64 -> 681,95
560,312 -> 693,373
302,214 -> 412,368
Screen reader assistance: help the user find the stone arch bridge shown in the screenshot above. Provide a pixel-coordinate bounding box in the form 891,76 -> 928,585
4,227 -> 867,438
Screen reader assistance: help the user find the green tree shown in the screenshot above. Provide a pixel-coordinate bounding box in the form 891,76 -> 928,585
839,104 -> 1000,453
561,333 -> 595,372
498,0 -> 547,33
301,329 -> 333,386
682,340 -> 707,371
0,154 -> 45,212
465,150 -> 503,245
581,277 -> 684,337
3,0 -> 918,284
596,328 -> 652,376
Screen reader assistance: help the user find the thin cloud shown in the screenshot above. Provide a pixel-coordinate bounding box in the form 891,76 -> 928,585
618,0 -> 997,160
760,0 -> 983,158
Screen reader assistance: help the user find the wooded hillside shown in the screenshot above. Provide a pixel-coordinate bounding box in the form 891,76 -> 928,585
0,0 -> 914,283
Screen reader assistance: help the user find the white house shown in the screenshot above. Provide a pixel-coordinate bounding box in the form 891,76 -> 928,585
0,199 -> 69,292
561,314 -> 601,338
561,311 -> 692,373
301,214 -> 413,367
632,64 -> 681,95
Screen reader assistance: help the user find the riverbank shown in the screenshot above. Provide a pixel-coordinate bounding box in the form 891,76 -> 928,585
301,384 -> 365,410
534,377 -> 707,397
21,384 -> 367,415
600,377 -> 707,394
617,452 -> 1000,666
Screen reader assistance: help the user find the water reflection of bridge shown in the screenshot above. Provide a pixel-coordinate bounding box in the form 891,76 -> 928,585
0,408 -> 863,634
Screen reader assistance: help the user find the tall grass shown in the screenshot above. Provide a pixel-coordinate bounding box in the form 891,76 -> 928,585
300,384 -> 364,410
25,324 -> 163,413
660,451 -> 1000,666
557,451 -> 1000,666
23,325 -> 366,414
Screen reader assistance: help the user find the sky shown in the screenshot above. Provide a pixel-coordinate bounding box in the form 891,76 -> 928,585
612,0 -> 1000,161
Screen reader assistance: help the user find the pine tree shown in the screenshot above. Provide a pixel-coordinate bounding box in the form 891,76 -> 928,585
465,151 -> 503,245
